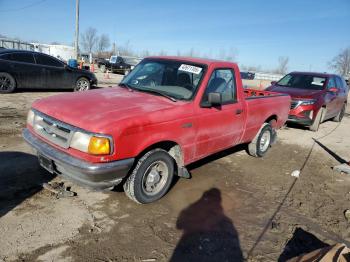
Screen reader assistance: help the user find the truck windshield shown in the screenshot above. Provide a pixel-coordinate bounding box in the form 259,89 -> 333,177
120,59 -> 205,100
277,74 -> 327,90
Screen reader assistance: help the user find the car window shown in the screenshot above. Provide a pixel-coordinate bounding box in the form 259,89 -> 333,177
35,54 -> 63,67
335,77 -> 343,90
202,69 -> 236,104
327,77 -> 336,89
0,54 -> 12,60
11,53 -> 35,64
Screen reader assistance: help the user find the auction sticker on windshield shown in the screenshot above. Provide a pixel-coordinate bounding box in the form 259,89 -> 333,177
179,64 -> 202,75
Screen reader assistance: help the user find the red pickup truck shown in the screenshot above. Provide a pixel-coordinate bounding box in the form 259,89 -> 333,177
23,56 -> 290,203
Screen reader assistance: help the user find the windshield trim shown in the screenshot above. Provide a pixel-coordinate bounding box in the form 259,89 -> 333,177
121,58 -> 208,102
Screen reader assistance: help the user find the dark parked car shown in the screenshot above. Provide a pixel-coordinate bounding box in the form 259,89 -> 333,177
266,72 -> 348,131
0,49 -> 97,93
99,55 -> 140,75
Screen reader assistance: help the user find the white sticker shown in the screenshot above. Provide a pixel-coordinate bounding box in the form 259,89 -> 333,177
179,64 -> 202,75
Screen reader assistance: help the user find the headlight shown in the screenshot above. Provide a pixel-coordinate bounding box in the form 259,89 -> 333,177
70,132 -> 111,155
300,99 -> 316,106
27,110 -> 35,126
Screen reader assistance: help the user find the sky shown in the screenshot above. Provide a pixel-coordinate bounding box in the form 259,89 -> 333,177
1,0 -> 350,72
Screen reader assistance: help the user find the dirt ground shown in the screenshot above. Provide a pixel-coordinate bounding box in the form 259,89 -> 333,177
0,74 -> 350,261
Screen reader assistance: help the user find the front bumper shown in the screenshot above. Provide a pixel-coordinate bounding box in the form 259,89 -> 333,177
23,128 -> 134,190
287,115 -> 313,126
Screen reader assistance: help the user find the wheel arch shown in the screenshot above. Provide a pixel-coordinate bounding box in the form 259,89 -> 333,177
136,140 -> 185,174
264,114 -> 278,128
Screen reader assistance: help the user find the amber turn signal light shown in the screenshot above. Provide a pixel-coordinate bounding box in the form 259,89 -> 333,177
88,136 -> 111,155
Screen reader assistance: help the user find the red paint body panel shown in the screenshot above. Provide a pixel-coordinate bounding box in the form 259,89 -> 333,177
29,57 -> 291,164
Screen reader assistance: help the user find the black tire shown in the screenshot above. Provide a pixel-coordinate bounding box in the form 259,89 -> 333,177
123,149 -> 175,204
248,123 -> 273,157
309,108 -> 325,131
0,72 -> 16,93
332,104 -> 346,122
74,77 -> 90,92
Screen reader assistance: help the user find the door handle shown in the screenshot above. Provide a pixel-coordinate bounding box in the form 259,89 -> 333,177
235,109 -> 243,115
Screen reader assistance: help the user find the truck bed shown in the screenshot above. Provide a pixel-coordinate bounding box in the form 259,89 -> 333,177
243,88 -> 286,99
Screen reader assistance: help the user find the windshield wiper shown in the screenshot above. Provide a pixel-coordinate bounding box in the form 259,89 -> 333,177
135,88 -> 177,102
119,83 -> 134,91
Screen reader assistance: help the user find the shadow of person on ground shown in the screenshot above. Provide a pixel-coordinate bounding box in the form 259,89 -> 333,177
278,227 -> 329,261
0,151 -> 54,218
170,188 -> 243,262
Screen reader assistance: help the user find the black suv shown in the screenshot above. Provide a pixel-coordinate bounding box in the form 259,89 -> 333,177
0,49 -> 97,93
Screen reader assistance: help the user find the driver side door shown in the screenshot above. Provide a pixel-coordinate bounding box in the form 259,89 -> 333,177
194,68 -> 245,159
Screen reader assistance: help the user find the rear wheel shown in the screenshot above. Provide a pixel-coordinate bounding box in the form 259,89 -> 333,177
123,149 -> 175,204
248,123 -> 273,157
332,104 -> 346,122
0,72 -> 16,93
75,77 -> 90,92
309,108 -> 325,131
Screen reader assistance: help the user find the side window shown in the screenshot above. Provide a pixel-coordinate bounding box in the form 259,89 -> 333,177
11,53 -> 35,64
335,77 -> 343,90
327,78 -> 336,89
35,54 -> 63,67
0,54 -> 12,60
202,69 -> 236,104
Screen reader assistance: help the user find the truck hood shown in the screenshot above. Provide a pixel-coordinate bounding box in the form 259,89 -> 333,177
266,85 -> 323,99
32,87 -> 181,133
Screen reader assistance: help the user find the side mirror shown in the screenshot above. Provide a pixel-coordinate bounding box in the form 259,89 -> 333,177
328,87 -> 339,93
208,92 -> 222,106
271,81 -> 277,85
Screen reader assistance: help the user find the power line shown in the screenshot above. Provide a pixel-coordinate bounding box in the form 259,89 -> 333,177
0,0 -> 47,12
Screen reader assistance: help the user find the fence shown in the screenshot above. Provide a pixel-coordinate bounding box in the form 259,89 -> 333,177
0,38 -> 34,51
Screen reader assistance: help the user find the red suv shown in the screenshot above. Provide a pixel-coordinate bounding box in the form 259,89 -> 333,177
267,72 -> 348,131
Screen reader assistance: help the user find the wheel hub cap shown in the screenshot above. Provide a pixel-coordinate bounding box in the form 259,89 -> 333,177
260,131 -> 271,152
143,161 -> 169,196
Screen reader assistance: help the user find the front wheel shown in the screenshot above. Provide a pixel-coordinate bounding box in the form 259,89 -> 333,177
333,104 -> 346,122
248,123 -> 273,157
75,77 -> 90,92
0,72 -> 16,93
309,108 -> 325,131
123,149 -> 175,204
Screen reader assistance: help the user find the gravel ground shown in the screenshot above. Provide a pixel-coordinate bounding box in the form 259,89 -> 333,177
0,74 -> 349,261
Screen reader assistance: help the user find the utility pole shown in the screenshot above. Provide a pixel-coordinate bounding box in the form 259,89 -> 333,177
74,0 -> 80,60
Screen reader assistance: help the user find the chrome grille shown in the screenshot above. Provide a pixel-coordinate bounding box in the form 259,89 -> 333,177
33,112 -> 74,148
290,100 -> 301,109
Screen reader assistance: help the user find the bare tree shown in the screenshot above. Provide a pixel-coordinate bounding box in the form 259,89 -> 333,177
275,56 -> 289,74
118,40 -> 138,56
140,50 -> 151,57
329,47 -> 350,77
81,27 -> 98,53
97,34 -> 110,54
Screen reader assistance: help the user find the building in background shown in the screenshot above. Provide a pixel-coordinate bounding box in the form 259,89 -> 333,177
32,43 -> 74,62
